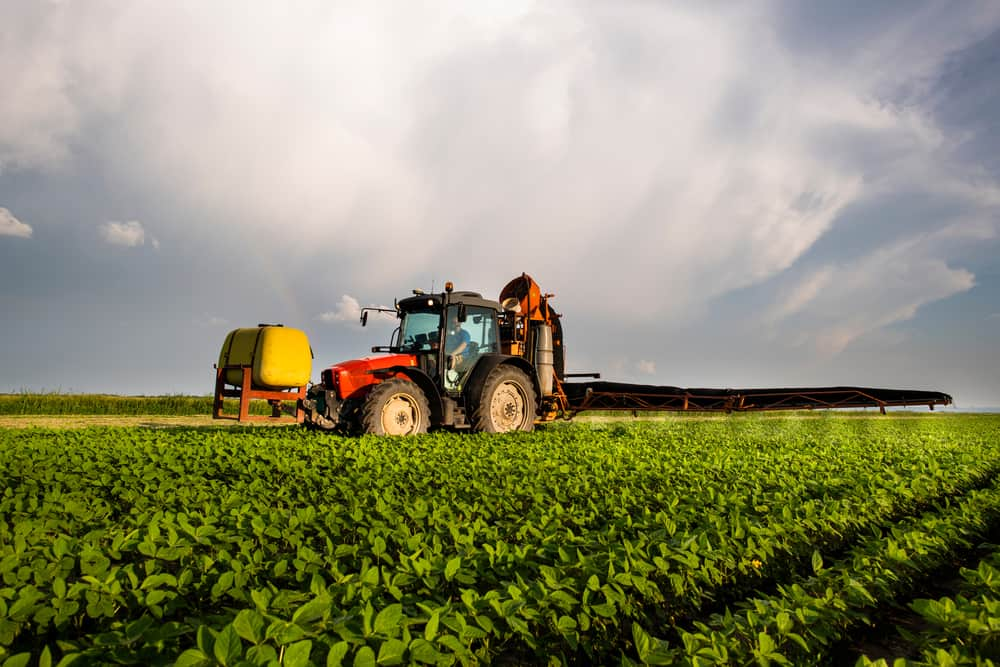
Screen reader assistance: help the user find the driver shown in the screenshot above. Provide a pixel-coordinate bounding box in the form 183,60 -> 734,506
445,311 -> 471,370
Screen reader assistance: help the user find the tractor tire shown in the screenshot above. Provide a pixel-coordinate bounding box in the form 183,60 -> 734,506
360,379 -> 430,436
472,365 -> 536,433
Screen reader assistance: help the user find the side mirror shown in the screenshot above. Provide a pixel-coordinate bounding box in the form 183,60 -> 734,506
457,304 -> 467,322
360,311 -> 369,327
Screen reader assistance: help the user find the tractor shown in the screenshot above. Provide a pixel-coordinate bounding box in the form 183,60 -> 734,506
301,274 -> 565,434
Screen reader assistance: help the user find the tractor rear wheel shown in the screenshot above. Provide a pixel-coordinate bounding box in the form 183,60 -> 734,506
361,379 -> 430,436
472,365 -> 536,433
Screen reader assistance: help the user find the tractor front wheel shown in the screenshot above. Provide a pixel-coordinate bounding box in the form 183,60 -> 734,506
472,365 -> 536,433
361,379 -> 430,436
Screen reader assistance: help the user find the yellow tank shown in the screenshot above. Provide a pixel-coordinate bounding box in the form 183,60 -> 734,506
217,325 -> 312,389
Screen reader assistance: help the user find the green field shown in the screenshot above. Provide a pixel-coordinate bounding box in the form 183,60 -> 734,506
2,415 -> 999,666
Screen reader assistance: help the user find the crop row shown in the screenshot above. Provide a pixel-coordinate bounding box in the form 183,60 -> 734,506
1,416 -> 998,665
857,541 -> 1000,667
662,476 -> 1000,665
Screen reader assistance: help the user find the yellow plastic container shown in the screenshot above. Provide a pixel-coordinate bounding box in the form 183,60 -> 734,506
217,326 -> 312,389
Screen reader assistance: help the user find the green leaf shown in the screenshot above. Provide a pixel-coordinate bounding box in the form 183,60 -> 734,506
39,646 -> 53,667
246,645 -> 278,665
174,649 -> 211,667
325,641 -> 349,667
775,611 -> 793,634
374,604 -> 404,636
444,557 -> 461,581
557,616 -> 577,633
372,536 -> 387,558
251,588 -> 271,612
436,634 -> 468,656
266,621 -> 307,646
933,649 -> 957,667
146,590 -> 169,607
214,624 -> 243,666
196,626 -> 216,657
353,646 -> 377,667
141,573 -> 178,590
757,631 -> 776,656
212,571 -> 235,597
424,610 -> 440,641
408,639 -> 442,665
234,609 -> 266,644
376,638 -> 407,665
632,623 -> 652,660
361,566 -> 379,586
811,550 -> 823,574
2,654 -> 32,667
54,654 -> 82,667
292,596 -> 331,625
282,639 -> 312,667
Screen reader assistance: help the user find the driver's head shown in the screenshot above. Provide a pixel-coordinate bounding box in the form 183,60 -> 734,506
449,313 -> 460,329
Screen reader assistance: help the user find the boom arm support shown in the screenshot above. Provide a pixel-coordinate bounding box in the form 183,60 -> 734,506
563,382 -> 952,415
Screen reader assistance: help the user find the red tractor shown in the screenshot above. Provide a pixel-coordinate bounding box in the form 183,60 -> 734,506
302,274 -> 566,435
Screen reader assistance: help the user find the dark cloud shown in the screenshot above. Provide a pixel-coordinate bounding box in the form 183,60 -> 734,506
1,1 -> 999,405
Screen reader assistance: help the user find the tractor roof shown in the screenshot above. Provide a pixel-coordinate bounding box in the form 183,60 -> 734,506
397,290 -> 502,313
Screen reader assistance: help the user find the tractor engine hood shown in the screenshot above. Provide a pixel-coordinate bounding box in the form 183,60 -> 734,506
323,354 -> 418,400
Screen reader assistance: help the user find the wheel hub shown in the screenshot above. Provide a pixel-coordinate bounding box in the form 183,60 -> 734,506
490,381 -> 526,431
382,394 -> 419,436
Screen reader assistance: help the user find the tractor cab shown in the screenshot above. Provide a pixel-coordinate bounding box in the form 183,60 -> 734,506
385,290 -> 501,393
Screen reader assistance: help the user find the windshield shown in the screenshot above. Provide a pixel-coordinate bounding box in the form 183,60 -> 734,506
398,310 -> 441,351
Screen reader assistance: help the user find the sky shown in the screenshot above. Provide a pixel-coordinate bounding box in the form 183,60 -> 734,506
2,1 -> 999,407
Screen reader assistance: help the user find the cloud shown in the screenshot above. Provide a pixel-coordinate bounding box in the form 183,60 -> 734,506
319,295 -> 397,326
636,360 -> 656,376
764,229 -> 978,354
99,220 -> 145,247
318,295 -> 364,324
2,2 -> 999,343
0,208 -> 32,238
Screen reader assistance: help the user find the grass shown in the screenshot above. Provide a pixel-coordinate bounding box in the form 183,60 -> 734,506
0,393 -> 293,416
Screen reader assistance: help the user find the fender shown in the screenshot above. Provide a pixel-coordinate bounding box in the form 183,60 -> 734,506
377,366 -> 444,425
463,354 -> 541,415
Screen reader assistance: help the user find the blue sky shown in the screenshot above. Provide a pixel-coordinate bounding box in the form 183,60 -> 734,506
2,1 -> 999,407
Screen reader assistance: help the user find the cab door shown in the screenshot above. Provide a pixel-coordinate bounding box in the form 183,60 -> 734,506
444,305 -> 498,391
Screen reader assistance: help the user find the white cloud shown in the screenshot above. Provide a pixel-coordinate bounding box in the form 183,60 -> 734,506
319,295 -> 397,327
764,230 -> 977,354
318,295 -> 361,323
2,1 -> 999,347
99,220 -> 145,247
636,360 -> 657,376
0,208 -> 32,238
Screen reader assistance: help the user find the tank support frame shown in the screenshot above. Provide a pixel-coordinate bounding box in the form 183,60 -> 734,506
212,365 -> 306,423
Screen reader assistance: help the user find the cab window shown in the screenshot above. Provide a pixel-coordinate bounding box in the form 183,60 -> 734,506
398,310 -> 440,351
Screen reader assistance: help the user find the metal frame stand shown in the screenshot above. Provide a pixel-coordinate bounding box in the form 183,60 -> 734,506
212,365 -> 306,423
